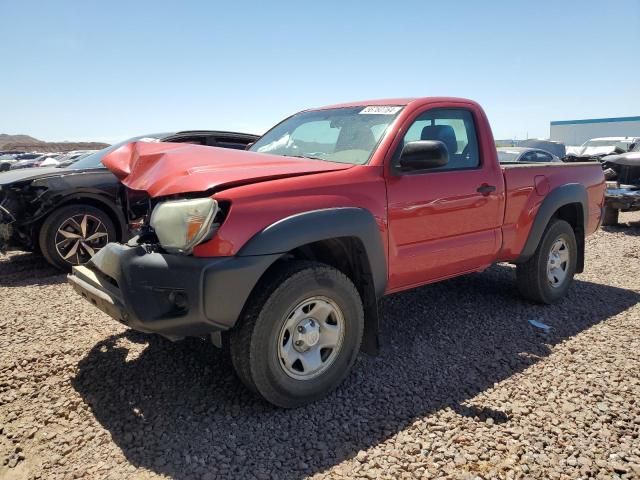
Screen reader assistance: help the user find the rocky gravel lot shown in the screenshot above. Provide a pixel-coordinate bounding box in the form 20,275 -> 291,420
1,212 -> 639,480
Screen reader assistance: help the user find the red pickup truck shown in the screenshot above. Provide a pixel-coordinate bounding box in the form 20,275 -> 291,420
69,98 -> 605,407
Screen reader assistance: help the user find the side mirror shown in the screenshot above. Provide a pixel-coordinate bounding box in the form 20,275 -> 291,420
399,140 -> 449,171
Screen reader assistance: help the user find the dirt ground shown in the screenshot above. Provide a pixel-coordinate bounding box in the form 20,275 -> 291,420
1,213 -> 639,480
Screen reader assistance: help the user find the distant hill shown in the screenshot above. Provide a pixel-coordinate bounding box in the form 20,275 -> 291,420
0,134 -> 41,146
2,141 -> 110,153
0,133 -> 109,153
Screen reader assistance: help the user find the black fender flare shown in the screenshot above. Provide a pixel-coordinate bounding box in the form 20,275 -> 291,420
238,207 -> 387,297
516,183 -> 587,265
238,207 -> 387,354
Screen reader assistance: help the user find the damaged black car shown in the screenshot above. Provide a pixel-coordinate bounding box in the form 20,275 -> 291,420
0,130 -> 259,270
601,140 -> 640,226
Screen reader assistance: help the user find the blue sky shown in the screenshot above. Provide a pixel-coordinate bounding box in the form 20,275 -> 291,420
1,0 -> 638,143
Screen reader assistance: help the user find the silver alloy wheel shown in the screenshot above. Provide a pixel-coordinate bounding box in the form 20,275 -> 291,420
54,214 -> 109,265
277,296 -> 345,380
547,237 -> 570,288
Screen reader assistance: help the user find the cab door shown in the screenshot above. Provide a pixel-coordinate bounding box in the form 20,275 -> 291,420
385,107 -> 504,292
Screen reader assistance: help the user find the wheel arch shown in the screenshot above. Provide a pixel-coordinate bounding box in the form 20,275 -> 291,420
517,183 -> 587,272
33,193 -> 128,244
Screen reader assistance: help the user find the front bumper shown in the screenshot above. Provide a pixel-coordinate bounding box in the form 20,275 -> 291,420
605,185 -> 640,211
68,243 -> 280,339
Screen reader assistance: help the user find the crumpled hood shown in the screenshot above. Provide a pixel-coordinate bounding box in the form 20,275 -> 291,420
102,142 -> 353,197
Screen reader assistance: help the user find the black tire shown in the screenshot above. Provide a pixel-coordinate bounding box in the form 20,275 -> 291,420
39,204 -> 117,271
516,219 -> 577,304
229,260 -> 364,408
601,206 -> 619,226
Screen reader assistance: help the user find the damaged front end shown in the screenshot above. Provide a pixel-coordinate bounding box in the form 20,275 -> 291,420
0,183 -> 44,254
0,198 -> 16,254
0,187 -> 25,253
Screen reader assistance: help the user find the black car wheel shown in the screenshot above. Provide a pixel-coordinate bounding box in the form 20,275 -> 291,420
39,205 -> 116,271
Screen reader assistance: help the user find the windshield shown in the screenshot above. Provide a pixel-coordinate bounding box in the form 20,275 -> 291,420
67,133 -> 171,169
249,106 -> 403,165
497,150 -> 520,162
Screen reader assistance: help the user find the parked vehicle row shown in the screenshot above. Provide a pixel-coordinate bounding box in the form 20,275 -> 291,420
11,153 -> 60,170
1,152 -> 41,171
0,150 -> 102,171
55,97 -> 606,408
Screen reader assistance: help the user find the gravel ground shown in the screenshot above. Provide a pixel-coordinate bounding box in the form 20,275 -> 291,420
1,212 -> 639,480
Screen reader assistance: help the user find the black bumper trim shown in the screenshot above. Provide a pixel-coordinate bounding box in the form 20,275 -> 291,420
68,243 -> 280,339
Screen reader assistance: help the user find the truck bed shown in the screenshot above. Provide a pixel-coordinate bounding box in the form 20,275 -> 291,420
499,162 -> 605,261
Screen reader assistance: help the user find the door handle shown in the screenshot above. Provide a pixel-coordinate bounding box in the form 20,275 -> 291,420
477,184 -> 496,195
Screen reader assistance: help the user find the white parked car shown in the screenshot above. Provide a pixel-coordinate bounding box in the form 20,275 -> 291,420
38,154 -> 65,167
566,137 -> 638,158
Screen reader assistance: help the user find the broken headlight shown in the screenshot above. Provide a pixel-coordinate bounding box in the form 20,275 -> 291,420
150,198 -> 218,254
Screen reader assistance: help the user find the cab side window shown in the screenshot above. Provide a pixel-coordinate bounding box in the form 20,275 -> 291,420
396,108 -> 480,171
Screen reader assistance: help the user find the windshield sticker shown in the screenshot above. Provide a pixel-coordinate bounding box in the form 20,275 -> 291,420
359,106 -> 402,115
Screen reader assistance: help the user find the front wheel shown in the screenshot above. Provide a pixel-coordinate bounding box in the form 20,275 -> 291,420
39,204 -> 116,271
516,219 -> 577,304
230,261 -> 364,408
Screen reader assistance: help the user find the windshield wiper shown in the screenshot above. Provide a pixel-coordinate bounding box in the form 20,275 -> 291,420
284,154 -> 326,161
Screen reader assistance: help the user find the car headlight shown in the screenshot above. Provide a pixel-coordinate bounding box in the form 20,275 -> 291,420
150,198 -> 218,254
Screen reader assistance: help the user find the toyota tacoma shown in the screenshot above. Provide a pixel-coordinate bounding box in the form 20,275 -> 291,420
68,98 -> 605,407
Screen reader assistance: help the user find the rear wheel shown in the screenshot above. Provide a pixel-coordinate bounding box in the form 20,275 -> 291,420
39,204 -> 116,271
601,206 -> 619,226
230,261 -> 364,408
516,219 -> 577,304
